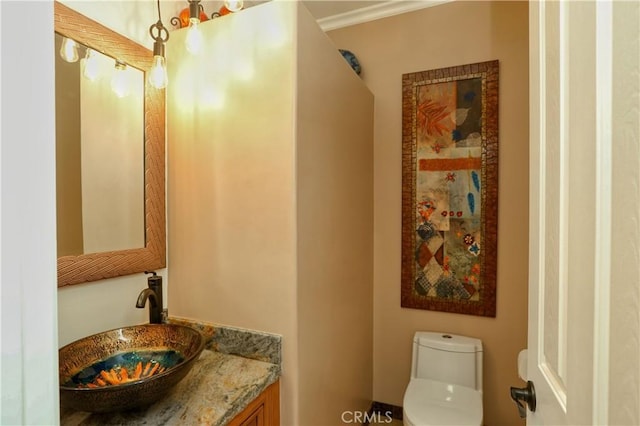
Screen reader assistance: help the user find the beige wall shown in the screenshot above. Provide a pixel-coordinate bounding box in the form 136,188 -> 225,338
167,3 -> 374,425
167,4 -> 299,423
327,2 -> 529,425
58,274 -> 156,346
296,5 -> 374,425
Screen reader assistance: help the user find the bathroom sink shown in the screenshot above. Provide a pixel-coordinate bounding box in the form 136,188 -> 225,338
59,324 -> 205,413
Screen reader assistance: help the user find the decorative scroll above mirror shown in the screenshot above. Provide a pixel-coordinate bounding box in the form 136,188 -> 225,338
55,1 -> 165,287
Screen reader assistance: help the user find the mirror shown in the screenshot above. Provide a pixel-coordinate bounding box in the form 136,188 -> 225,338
55,33 -> 146,256
55,1 -> 165,287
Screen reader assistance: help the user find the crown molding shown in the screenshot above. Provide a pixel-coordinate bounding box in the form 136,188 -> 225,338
317,0 -> 455,32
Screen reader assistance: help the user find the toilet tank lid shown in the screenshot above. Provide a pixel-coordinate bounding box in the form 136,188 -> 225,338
414,332 -> 483,353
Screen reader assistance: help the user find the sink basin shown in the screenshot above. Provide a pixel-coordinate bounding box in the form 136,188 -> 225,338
59,324 -> 205,413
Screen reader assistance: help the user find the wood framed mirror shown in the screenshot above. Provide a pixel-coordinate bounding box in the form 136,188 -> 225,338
55,1 -> 165,287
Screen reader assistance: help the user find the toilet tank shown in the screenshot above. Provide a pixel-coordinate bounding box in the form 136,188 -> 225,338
411,332 -> 483,392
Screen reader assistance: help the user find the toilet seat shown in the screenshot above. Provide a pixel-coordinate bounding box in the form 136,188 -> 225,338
403,378 -> 483,426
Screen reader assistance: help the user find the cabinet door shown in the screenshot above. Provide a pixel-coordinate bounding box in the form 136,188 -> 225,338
240,405 -> 264,426
228,380 -> 279,426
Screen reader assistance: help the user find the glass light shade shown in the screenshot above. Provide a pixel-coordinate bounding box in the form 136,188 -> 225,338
60,37 -> 79,63
224,0 -> 243,12
82,49 -> 100,81
185,18 -> 203,54
111,62 -> 130,98
149,55 -> 168,89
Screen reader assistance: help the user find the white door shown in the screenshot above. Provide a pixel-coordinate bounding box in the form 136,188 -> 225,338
526,0 -> 640,424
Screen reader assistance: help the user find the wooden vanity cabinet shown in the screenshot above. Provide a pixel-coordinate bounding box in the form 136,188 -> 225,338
228,380 -> 280,426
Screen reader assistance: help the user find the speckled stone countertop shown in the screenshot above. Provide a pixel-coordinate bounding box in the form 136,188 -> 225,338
60,319 -> 282,426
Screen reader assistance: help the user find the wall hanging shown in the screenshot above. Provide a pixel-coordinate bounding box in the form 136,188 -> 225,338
401,60 -> 499,317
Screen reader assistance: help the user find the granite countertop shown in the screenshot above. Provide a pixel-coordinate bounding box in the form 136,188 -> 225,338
60,320 -> 282,426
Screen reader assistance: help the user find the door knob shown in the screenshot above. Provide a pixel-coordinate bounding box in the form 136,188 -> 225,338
510,380 -> 536,418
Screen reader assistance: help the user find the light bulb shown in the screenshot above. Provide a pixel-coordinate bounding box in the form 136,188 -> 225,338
224,0 -> 243,12
185,18 -> 203,54
149,55 -> 168,89
82,49 -> 100,81
60,37 -> 79,63
111,62 -> 130,98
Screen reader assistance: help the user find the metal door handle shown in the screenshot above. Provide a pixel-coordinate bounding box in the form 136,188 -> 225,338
510,380 -> 536,418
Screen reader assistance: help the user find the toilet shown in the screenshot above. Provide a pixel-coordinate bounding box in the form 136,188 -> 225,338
403,332 -> 483,426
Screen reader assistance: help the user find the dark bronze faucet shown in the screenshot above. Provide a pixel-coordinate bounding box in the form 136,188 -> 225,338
136,271 -> 163,324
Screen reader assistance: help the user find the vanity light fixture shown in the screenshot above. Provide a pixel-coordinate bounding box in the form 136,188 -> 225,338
81,48 -> 100,81
59,37 -> 79,63
111,61 -> 131,98
171,0 -> 244,54
148,0 -> 169,89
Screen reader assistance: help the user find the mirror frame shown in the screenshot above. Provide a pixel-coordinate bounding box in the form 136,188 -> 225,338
55,1 -> 166,287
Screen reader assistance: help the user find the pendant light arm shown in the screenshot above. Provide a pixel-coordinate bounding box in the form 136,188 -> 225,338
149,0 -> 169,47
189,0 -> 201,21
148,0 -> 169,89
149,20 -> 170,47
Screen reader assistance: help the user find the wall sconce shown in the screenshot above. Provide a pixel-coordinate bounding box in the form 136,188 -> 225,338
171,0 -> 244,54
58,36 -> 138,96
111,61 -> 131,98
81,49 -> 100,81
149,0 -> 170,89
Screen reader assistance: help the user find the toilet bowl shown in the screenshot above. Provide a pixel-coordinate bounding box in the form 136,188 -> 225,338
403,332 -> 483,426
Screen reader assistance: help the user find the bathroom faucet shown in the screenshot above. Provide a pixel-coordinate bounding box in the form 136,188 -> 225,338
136,271 -> 163,324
